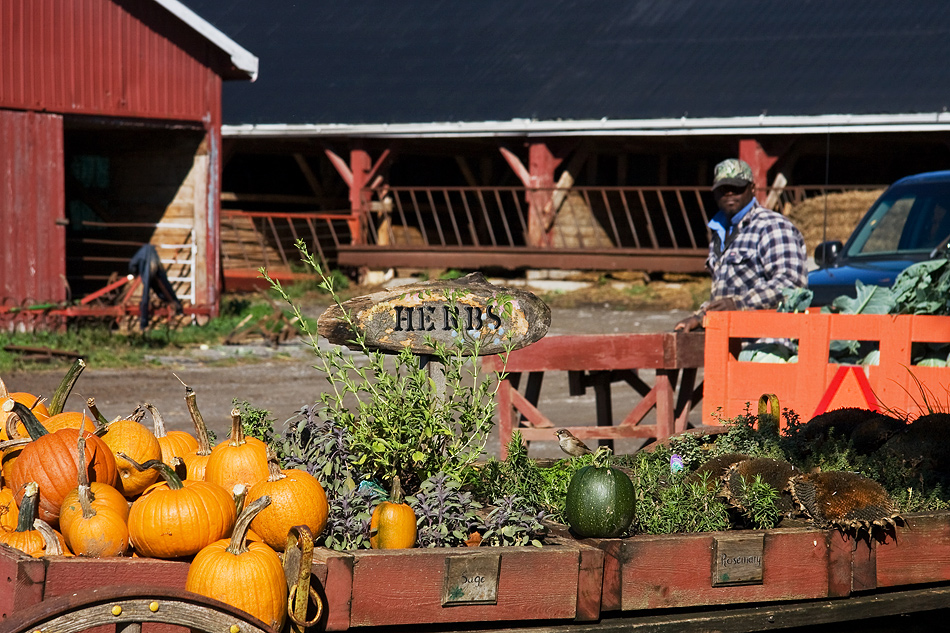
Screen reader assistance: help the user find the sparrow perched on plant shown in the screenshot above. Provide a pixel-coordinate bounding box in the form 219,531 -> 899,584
556,429 -> 593,457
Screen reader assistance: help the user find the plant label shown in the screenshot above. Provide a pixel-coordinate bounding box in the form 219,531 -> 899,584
442,553 -> 502,606
318,272 -> 550,355
712,534 -> 764,586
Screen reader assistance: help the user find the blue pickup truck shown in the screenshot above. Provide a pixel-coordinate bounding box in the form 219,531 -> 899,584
808,170 -> 950,306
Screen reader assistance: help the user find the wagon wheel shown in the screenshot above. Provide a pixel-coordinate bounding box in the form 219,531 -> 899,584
0,585 -> 278,633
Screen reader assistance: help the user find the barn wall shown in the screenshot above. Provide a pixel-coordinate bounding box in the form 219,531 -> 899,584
0,109 -> 66,309
0,0 -> 220,122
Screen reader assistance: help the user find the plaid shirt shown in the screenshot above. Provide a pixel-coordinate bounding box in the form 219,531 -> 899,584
706,202 -> 807,310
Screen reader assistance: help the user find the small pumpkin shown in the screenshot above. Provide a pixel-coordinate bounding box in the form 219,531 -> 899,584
0,466 -> 18,532
62,435 -> 129,557
6,401 -> 118,527
1,392 -> 50,441
186,496 -> 287,630
369,476 -> 417,549
245,447 -> 329,551
42,411 -> 97,435
0,482 -> 67,557
564,452 -> 636,538
205,408 -> 269,493
144,402 -> 198,468
99,413 -> 162,497
179,384 -> 214,480
125,455 -> 236,559
59,432 -> 130,538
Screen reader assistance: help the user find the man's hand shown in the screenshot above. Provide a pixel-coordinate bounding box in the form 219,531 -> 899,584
674,313 -> 704,332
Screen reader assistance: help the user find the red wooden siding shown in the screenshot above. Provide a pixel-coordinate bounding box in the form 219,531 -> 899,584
0,109 -> 66,307
0,0 -> 222,122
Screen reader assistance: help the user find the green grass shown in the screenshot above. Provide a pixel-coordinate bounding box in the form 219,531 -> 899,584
0,295 -> 299,372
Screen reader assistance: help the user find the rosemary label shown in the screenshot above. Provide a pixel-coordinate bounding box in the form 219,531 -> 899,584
712,534 -> 765,586
442,553 -> 502,606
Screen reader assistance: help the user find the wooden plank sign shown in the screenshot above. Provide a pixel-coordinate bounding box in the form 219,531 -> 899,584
318,272 -> 550,355
442,553 -> 501,606
713,534 -> 764,586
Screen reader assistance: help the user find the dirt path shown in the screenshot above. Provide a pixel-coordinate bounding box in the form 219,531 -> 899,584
6,307 -> 693,458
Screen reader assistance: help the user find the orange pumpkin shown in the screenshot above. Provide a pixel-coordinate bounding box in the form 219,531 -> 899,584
59,434 -> 130,536
62,436 -> 129,557
0,482 -> 68,557
0,467 -> 18,532
101,418 -> 162,497
6,401 -> 117,527
205,409 -> 269,493
145,402 -> 198,468
1,392 -> 50,441
186,496 -> 287,630
126,456 -> 236,559
369,476 -> 417,549
43,411 -> 97,435
245,448 -> 328,551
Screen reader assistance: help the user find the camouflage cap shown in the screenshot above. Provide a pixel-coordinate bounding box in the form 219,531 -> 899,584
712,159 -> 753,191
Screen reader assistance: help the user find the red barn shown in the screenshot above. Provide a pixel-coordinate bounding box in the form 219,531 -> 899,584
0,0 -> 256,326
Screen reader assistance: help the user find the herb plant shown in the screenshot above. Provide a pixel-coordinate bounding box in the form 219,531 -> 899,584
406,472 -> 482,548
264,240 -> 510,493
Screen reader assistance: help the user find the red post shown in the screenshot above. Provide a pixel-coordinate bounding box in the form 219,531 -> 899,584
739,138 -> 779,204
500,143 -> 563,247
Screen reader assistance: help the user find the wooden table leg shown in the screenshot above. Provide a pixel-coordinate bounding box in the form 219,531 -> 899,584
591,371 -> 615,451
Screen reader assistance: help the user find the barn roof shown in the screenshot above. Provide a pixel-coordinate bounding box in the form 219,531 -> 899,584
184,0 -> 950,136
155,0 -> 258,80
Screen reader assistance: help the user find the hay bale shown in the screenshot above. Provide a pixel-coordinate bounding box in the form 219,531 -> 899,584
786,189 -> 884,255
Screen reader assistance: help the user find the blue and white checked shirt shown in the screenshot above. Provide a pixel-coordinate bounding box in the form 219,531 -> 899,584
705,201 -> 807,310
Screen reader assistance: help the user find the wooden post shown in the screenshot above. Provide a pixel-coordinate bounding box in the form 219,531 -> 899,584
739,138 -> 780,204
499,143 -> 563,248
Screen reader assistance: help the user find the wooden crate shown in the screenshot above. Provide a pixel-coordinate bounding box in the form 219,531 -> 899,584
585,527 -> 856,613
317,541 -> 603,630
703,311 -> 950,423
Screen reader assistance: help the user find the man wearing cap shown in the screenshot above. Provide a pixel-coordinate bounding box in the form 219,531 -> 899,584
675,158 -> 807,332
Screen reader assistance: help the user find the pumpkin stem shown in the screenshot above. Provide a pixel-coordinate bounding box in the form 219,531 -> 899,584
265,446 -> 285,482
144,402 -> 169,439
76,433 -> 91,488
86,397 -> 109,430
183,385 -> 212,456
33,519 -> 64,556
389,475 -> 405,504
75,434 -> 97,519
117,452 -> 185,490
2,400 -> 49,440
48,357 -> 86,417
233,483 -> 248,515
0,376 -> 7,399
16,482 -> 39,532
227,495 -> 271,556
228,408 -> 245,447
592,446 -> 613,469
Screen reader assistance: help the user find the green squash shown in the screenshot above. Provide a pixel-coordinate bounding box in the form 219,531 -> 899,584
564,464 -> 635,538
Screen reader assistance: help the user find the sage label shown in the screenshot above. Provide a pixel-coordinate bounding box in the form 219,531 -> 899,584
442,553 -> 501,606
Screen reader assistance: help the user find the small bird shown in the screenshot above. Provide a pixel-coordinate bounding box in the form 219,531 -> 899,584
556,429 -> 593,457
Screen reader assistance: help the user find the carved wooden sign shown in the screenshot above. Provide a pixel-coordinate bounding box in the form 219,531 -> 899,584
317,273 -> 550,356
712,534 -> 765,586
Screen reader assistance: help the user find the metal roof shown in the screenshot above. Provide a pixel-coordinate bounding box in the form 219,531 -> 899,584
183,0 -> 950,134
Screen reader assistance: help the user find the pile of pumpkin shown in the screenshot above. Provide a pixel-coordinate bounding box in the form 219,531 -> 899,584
0,364 -> 328,631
